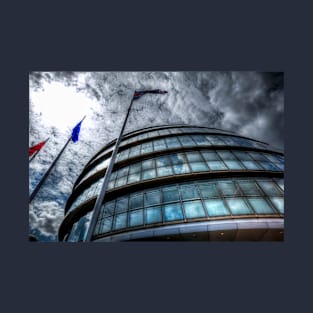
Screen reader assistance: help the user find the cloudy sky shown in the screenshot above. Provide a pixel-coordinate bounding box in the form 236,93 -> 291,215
29,71 -> 284,242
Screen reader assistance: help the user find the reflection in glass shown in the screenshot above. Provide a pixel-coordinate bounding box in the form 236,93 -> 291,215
184,200 -> 206,218
164,203 -> 184,221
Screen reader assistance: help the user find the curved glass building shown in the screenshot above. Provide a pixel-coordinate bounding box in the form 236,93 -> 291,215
58,125 -> 284,242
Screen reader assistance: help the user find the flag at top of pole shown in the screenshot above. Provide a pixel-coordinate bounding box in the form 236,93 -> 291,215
133,89 -> 168,101
29,139 -> 48,157
71,116 -> 86,142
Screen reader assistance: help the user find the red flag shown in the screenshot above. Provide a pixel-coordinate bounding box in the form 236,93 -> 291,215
29,140 -> 47,157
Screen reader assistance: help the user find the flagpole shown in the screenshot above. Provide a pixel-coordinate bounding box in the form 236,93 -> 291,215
29,138 -> 50,163
29,136 -> 72,203
29,116 -> 86,204
85,92 -> 136,241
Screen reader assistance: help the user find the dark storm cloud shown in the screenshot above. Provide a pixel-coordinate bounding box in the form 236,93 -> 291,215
29,71 -> 284,241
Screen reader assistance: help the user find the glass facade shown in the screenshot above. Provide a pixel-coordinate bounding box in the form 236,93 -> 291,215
59,126 -> 284,242
67,149 -> 284,214
80,131 -> 271,185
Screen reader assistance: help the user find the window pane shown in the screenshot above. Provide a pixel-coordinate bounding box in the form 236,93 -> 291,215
141,142 -> 153,154
129,193 -> 143,210
170,153 -> 186,164
184,200 -> 206,218
115,176 -> 127,187
127,172 -> 141,184
157,166 -> 173,177
186,152 -> 202,162
179,135 -> 195,147
204,199 -> 229,216
234,151 -> 253,161
102,200 -> 115,216
249,152 -> 268,161
276,179 -> 284,191
201,151 -> 220,161
259,162 -> 279,171
113,213 -> 127,230
180,185 -> 199,200
144,190 -> 161,206
129,210 -> 144,227
206,135 -> 224,145
248,198 -> 274,214
153,139 -> 166,151
100,217 -> 113,233
270,197 -> 284,213
115,197 -> 128,213
191,134 -> 209,145
146,206 -> 162,224
224,160 -> 244,170
207,161 -> 227,170
164,203 -> 184,221
226,199 -> 253,215
189,162 -> 209,172
165,137 -> 181,148
142,159 -> 154,170
218,151 -> 236,160
129,163 -> 141,174
173,163 -> 190,174
156,156 -> 171,167
198,183 -> 219,198
162,187 -> 180,202
217,181 -> 240,197
258,181 -> 282,196
242,161 -> 261,170
238,181 -> 261,196
142,168 -> 156,180
129,146 -> 141,158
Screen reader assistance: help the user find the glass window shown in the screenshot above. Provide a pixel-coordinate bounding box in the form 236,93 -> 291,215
207,161 -> 227,170
163,203 -> 184,221
115,176 -> 127,187
259,162 -> 279,171
191,134 -> 209,145
129,163 -> 141,174
189,162 -> 209,172
248,152 -> 269,161
170,153 -> 186,164
165,137 -> 181,148
184,200 -> 206,219
146,206 -> 162,224
127,172 -> 141,184
142,159 -> 154,170
242,161 -> 261,170
258,181 -> 282,196
100,216 -> 113,233
233,151 -> 253,161
129,146 -> 141,158
113,213 -> 127,230
217,181 -> 240,197
157,166 -> 173,177
276,179 -> 284,191
204,199 -> 230,216
141,142 -> 153,154
153,139 -> 167,151
102,200 -> 115,216
248,198 -> 274,214
179,135 -> 195,147
173,163 -> 190,174
198,183 -> 219,198
162,187 -> 180,202
238,181 -> 261,196
180,185 -> 199,200
201,151 -> 220,161
226,199 -> 253,215
119,149 -> 129,161
144,190 -> 161,206
129,210 -> 144,227
156,156 -> 171,167
142,168 -> 156,180
270,197 -> 284,213
129,193 -> 143,210
218,151 -> 236,160
117,166 -> 129,177
186,152 -> 203,162
115,197 -> 128,213
206,135 -> 224,145
224,160 -> 244,170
